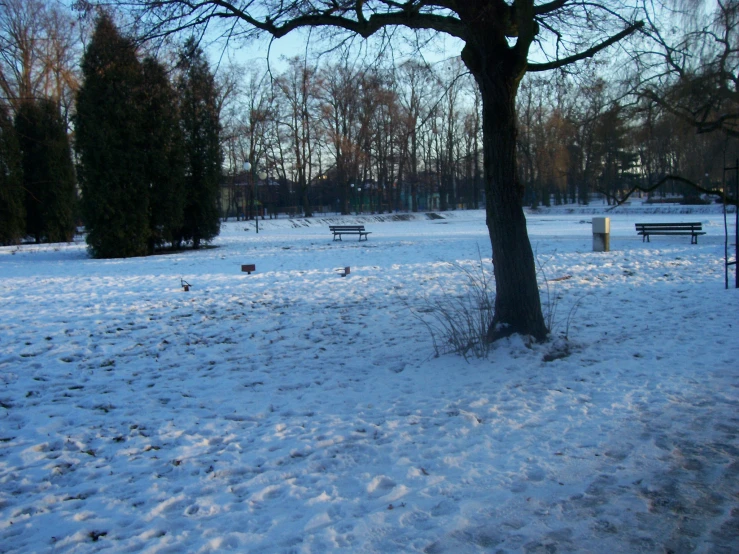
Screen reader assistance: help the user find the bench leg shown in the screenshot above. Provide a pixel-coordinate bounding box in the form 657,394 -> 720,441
692,234 -> 697,244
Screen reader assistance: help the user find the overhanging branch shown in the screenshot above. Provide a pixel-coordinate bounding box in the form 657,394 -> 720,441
600,174 -> 737,208
148,0 -> 467,41
641,88 -> 739,139
534,0 -> 568,16
528,21 -> 644,72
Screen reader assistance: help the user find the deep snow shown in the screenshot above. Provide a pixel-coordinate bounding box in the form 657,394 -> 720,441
1,204 -> 737,553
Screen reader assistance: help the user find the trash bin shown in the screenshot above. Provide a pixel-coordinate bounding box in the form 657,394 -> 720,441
593,217 -> 610,252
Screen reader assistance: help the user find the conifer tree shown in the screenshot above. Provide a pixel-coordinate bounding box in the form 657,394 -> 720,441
0,104 -> 25,245
75,14 -> 149,258
175,38 -> 222,248
15,99 -> 76,243
141,56 -> 185,253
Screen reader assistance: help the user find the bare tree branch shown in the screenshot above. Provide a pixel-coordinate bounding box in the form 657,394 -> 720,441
134,0 -> 467,41
631,0 -> 739,139
528,21 -> 644,72
601,174 -> 737,208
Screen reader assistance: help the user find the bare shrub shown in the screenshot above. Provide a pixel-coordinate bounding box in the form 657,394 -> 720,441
409,253 -> 495,361
536,253 -> 586,341
408,251 -> 586,361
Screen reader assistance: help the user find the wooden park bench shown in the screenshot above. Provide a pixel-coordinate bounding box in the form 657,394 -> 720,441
635,222 -> 705,244
329,225 -> 371,241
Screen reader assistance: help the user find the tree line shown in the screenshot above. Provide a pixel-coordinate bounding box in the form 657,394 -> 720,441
221,55 -> 485,219
224,49 -> 739,221
2,1 -> 736,265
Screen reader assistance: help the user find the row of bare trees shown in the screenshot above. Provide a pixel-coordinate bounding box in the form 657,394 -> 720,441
219,53 -> 488,218
3,1 -> 735,221
3,1 -> 736,223
219,50 -> 739,220
518,71 -> 739,208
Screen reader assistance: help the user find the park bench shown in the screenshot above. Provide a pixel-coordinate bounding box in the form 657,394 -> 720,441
635,222 -> 705,244
329,225 -> 371,241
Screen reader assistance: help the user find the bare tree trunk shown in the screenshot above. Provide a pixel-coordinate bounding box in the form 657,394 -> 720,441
464,42 -> 548,342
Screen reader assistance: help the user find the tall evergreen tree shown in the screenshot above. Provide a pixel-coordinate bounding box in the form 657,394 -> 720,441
176,38 -> 222,248
15,99 -> 76,243
75,14 -> 149,258
141,56 -> 185,253
0,104 -> 25,245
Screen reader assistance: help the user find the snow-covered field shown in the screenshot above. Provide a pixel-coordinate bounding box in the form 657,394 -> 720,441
1,204 -> 737,553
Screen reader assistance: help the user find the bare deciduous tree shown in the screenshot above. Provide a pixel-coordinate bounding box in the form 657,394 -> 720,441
0,0 -> 79,118
318,59 -> 363,214
118,0 -> 642,342
275,56 -> 321,217
637,0 -> 739,139
396,59 -> 436,213
610,0 -> 739,206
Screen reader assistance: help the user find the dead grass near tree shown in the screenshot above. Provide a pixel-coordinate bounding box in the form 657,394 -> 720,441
409,252 -> 585,361
409,255 -> 496,361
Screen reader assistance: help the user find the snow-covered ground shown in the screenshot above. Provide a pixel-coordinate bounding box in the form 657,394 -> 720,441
1,203 -> 737,553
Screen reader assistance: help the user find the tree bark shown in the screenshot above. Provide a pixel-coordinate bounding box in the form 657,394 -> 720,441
463,41 -> 549,342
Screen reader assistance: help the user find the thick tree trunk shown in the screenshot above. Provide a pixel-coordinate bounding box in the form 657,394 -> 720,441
464,46 -> 548,342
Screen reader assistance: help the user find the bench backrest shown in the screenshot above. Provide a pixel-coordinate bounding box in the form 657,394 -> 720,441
329,225 -> 365,231
635,222 -> 702,231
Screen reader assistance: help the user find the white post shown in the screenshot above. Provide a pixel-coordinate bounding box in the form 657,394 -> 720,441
593,217 -> 610,252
